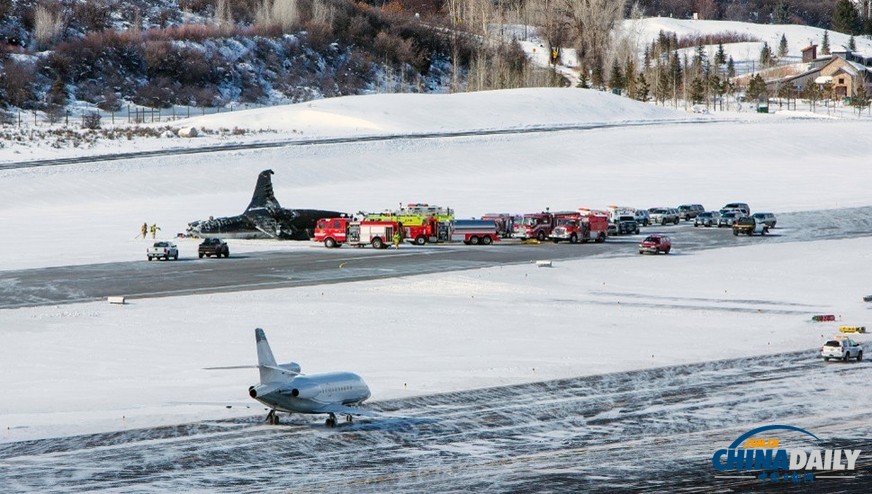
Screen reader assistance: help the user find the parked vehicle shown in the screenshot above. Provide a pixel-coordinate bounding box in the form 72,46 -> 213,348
481,213 -> 519,238
198,238 -> 229,258
607,206 -> 639,235
722,202 -> 751,215
451,219 -> 501,245
694,211 -> 721,227
820,335 -> 863,362
635,209 -> 650,226
648,207 -> 679,225
639,234 -> 672,254
365,203 -> 453,244
314,217 -> 402,248
718,211 -> 743,227
147,241 -> 179,261
514,212 -> 555,241
732,216 -> 768,236
752,212 -> 777,228
678,204 -> 705,221
549,210 -> 609,243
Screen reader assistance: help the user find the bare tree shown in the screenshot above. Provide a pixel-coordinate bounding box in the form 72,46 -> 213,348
34,4 -> 64,47
557,0 -> 627,78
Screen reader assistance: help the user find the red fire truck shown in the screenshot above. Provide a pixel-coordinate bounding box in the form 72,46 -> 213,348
314,217 -> 403,248
513,211 -> 555,241
549,210 -> 608,243
364,203 -> 453,244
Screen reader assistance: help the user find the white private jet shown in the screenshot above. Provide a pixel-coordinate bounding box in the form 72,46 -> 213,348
242,328 -> 374,427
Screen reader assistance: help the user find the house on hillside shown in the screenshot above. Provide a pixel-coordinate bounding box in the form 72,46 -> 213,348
767,50 -> 872,98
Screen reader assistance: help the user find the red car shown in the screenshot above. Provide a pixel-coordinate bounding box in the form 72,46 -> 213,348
639,234 -> 671,255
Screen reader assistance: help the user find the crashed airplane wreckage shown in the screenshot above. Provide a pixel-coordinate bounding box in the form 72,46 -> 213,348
187,169 -> 343,240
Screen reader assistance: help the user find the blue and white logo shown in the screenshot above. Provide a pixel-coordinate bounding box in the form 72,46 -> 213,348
711,425 -> 861,483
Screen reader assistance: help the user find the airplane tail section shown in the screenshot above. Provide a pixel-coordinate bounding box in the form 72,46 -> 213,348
246,169 -> 282,212
255,328 -> 289,384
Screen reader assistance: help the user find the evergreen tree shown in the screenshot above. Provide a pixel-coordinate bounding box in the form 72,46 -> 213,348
848,35 -> 856,52
727,56 -> 736,78
689,77 -> 706,104
609,60 -> 625,91
851,81 -> 869,117
624,57 -> 637,97
577,71 -> 590,89
759,42 -> 774,67
715,43 -> 726,68
655,67 -> 670,104
832,0 -> 860,35
634,72 -> 650,102
746,74 -> 768,104
821,30 -> 831,55
774,1 -> 790,24
709,74 -> 724,110
778,34 -> 788,58
591,60 -> 605,90
643,46 -> 651,71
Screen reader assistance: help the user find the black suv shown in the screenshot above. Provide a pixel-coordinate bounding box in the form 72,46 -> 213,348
198,238 -> 230,258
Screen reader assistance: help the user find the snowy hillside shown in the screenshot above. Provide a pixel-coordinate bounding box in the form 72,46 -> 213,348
626,17 -> 872,68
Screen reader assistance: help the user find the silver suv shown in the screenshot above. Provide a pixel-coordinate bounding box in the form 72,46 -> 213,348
648,207 -> 679,225
678,204 -> 705,221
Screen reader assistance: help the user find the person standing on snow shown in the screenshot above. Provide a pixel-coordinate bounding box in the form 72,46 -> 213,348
150,223 -> 160,239
141,222 -> 148,239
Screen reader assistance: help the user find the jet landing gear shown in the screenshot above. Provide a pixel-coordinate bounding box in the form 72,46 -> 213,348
324,413 -> 354,428
266,409 -> 280,425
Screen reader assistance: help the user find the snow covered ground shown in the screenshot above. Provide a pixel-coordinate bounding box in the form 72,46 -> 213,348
1,88 -> 871,445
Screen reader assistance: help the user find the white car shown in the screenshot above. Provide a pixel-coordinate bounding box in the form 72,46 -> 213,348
147,241 -> 179,261
820,336 -> 863,362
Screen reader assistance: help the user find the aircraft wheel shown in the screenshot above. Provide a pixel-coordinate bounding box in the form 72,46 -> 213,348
325,417 -> 336,428
346,415 -> 353,423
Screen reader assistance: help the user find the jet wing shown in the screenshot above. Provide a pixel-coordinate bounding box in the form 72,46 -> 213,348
313,404 -> 378,417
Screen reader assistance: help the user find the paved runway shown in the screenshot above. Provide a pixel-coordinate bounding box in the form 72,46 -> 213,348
2,206 -> 872,309
1,349 -> 869,493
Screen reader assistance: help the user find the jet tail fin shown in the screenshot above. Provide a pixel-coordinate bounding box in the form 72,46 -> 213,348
246,169 -> 282,212
255,328 -> 289,383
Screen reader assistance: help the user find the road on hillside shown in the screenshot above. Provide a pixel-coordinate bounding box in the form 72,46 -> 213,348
0,119 -> 709,171
1,347 -> 869,493
1,207 -> 871,310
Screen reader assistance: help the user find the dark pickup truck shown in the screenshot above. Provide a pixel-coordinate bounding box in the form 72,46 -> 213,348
198,238 -> 230,258
732,217 -> 768,236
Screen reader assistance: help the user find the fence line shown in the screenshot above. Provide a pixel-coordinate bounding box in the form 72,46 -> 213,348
1,102 -> 277,129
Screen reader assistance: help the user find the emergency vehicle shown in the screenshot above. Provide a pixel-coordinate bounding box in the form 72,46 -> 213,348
606,205 -> 639,235
549,209 -> 609,243
314,217 -> 402,249
364,203 -> 453,244
451,219 -> 501,245
514,211 -> 555,241
481,213 -> 519,238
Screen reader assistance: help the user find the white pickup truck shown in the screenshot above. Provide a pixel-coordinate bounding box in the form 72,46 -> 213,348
147,241 -> 179,261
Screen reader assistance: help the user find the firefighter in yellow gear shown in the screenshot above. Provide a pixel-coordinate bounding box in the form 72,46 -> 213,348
392,230 -> 401,249
140,222 -> 148,239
